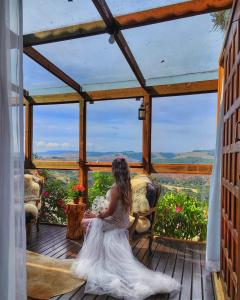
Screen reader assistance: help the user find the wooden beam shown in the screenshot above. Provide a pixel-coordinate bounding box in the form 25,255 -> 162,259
115,32 -> 146,87
26,79 -> 218,105
79,100 -> 87,163
92,0 -> 145,87
86,161 -> 144,172
30,160 -> 81,170
116,0 -> 233,29
217,65 -> 224,122
142,95 -> 152,174
23,0 -> 233,47
25,103 -> 33,167
79,100 -> 88,201
26,159 -> 213,175
151,163 -> 213,175
24,47 -> 82,93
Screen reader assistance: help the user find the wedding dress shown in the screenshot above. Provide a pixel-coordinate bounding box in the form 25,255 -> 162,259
71,189 -> 180,299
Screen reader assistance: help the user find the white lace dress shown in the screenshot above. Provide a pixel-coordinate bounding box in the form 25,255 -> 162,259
71,188 -> 180,299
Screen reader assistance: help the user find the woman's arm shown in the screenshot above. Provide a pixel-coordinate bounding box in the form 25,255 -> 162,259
98,186 -> 119,219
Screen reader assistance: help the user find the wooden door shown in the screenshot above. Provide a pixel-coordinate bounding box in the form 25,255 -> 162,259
221,1 -> 240,299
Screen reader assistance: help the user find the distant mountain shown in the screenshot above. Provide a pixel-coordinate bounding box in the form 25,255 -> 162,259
35,150 -> 215,164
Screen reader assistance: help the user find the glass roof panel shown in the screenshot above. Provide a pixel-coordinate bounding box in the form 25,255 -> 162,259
106,0 -> 191,16
23,55 -> 74,95
33,34 -> 140,92
123,13 -> 224,85
23,0 -> 102,34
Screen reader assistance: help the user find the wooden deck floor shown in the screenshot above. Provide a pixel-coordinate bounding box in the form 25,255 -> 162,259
27,224 -> 215,300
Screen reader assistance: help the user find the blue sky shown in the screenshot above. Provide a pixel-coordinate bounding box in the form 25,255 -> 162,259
33,94 -> 217,154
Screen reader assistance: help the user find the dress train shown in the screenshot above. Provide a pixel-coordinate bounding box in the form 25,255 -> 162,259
72,218 -> 180,299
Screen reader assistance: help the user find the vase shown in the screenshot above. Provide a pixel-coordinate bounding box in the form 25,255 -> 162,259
73,198 -> 80,204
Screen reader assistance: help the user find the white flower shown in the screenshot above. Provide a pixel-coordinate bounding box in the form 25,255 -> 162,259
91,196 -> 109,213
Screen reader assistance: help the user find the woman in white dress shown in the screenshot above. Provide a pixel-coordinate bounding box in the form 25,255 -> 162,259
72,157 -> 180,299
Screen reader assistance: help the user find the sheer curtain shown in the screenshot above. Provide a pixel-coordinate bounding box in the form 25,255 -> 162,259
206,85 -> 224,272
0,0 -> 26,299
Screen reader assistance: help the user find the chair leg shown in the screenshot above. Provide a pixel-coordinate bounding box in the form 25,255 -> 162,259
149,235 -> 154,254
36,217 -> 40,232
26,222 -> 32,245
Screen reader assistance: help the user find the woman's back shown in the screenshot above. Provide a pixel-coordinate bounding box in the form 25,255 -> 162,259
102,187 -> 130,231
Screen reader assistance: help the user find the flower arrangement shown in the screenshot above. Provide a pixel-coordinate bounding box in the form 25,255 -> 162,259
68,182 -> 85,203
91,196 -> 109,214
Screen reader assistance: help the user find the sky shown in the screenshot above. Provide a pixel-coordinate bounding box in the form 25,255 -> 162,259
32,94 -> 217,154
23,1 -> 220,154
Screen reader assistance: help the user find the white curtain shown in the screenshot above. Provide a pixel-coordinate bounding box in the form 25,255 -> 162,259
206,85 -> 224,272
0,0 -> 26,299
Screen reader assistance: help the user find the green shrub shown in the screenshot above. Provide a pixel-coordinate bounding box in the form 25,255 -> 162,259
155,192 -> 208,241
39,169 -> 69,224
88,172 -> 114,208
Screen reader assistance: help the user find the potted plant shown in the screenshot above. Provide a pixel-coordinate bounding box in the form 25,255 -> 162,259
68,183 -> 86,204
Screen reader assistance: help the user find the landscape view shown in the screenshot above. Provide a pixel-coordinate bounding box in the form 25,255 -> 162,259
35,149 -> 213,204
35,149 -> 215,164
32,93 -> 217,205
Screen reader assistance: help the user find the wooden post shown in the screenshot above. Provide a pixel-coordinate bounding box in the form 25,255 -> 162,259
25,102 -> 33,168
217,65 -> 224,123
66,203 -> 85,240
79,100 -> 88,203
142,95 -> 152,174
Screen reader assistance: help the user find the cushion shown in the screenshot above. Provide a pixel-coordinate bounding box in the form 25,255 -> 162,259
24,174 -> 41,203
146,182 -> 157,208
129,215 -> 151,233
24,203 -> 38,219
131,174 -> 152,213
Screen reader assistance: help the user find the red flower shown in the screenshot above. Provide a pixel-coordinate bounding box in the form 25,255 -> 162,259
176,206 -> 182,213
72,184 -> 85,192
43,191 -> 49,198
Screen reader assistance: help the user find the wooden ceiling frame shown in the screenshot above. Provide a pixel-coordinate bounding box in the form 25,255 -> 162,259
22,0 -> 231,100
92,0 -> 146,88
23,0 -> 224,178
23,0 -> 233,47
24,47 -> 82,94
24,79 -> 218,105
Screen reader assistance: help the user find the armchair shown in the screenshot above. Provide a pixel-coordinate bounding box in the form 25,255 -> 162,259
129,182 -> 161,254
24,172 -> 44,243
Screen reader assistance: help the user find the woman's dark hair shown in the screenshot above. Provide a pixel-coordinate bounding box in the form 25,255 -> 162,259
112,157 -> 132,211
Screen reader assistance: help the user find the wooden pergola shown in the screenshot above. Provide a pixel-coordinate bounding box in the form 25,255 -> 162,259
24,0 -> 231,189
23,0 -> 240,299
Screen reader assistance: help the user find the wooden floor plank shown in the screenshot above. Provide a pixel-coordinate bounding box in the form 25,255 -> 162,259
30,225 -> 213,300
200,245 -> 215,300
155,241 -> 178,300
168,245 -> 186,300
191,244 -> 203,300
179,245 -> 193,300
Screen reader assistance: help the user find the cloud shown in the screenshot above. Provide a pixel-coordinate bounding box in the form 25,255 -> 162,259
34,141 -> 74,151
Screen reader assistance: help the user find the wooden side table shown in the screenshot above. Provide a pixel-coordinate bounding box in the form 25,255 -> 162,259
66,202 -> 86,240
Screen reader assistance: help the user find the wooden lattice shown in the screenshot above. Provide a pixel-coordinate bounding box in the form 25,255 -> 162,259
221,1 -> 240,298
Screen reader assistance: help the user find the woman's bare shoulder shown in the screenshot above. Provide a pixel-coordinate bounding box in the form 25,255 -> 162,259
110,184 -> 119,198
